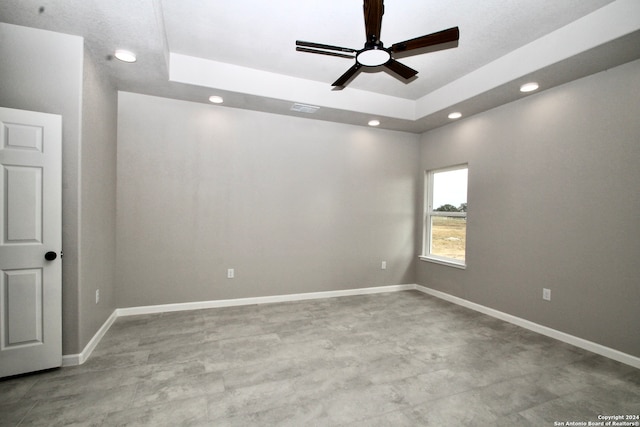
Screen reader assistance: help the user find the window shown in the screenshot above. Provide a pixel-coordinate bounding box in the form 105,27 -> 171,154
422,165 -> 468,268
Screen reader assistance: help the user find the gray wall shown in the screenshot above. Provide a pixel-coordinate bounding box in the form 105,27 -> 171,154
116,93 -> 419,307
417,59 -> 640,357
79,47 -> 118,349
0,23 -> 84,354
4,22 -> 638,360
0,23 -> 118,355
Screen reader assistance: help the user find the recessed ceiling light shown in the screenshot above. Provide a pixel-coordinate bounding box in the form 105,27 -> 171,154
114,50 -> 136,63
368,119 -> 381,127
448,112 -> 462,120
520,82 -> 539,93
209,95 -> 224,104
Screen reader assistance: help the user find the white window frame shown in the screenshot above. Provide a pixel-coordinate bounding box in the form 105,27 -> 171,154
421,164 -> 468,269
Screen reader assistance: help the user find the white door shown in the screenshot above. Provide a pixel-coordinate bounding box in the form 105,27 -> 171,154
0,107 -> 62,378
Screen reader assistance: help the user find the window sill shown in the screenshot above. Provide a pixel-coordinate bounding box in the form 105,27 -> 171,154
419,256 -> 466,270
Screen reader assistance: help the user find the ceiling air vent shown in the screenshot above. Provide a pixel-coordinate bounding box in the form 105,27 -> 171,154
290,103 -> 320,114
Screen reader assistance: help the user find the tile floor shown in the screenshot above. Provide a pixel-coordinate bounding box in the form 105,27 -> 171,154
1,290 -> 639,426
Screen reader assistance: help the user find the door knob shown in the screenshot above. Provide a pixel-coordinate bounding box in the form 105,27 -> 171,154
44,251 -> 57,261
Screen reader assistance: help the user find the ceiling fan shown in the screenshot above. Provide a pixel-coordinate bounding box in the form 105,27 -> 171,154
296,0 -> 459,88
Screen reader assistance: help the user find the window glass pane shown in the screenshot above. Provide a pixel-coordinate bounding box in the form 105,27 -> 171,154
430,216 -> 466,261
432,168 -> 467,212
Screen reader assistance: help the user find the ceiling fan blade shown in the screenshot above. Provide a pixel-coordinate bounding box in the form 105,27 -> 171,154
363,0 -> 384,42
391,27 -> 459,54
296,40 -> 356,54
384,59 -> 418,80
296,47 -> 355,59
332,63 -> 363,87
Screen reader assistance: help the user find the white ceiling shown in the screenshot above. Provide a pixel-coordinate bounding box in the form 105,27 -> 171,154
2,0 -> 640,133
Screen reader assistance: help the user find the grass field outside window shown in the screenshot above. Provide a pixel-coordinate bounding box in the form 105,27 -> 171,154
430,216 -> 466,261
423,165 -> 468,267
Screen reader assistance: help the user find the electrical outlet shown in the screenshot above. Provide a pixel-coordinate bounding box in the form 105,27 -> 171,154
227,268 -> 235,279
381,261 -> 387,270
95,289 -> 100,304
543,288 -> 551,301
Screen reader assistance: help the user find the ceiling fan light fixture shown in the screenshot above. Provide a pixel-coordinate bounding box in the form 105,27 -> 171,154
114,49 -> 136,63
448,112 -> 462,119
520,82 -> 539,93
357,48 -> 391,67
296,0 -> 459,88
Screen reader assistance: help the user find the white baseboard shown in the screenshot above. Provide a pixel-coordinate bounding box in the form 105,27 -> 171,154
61,283 -> 639,370
116,284 -> 414,317
413,284 -> 640,370
61,309 -> 118,367
62,284 -> 413,365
